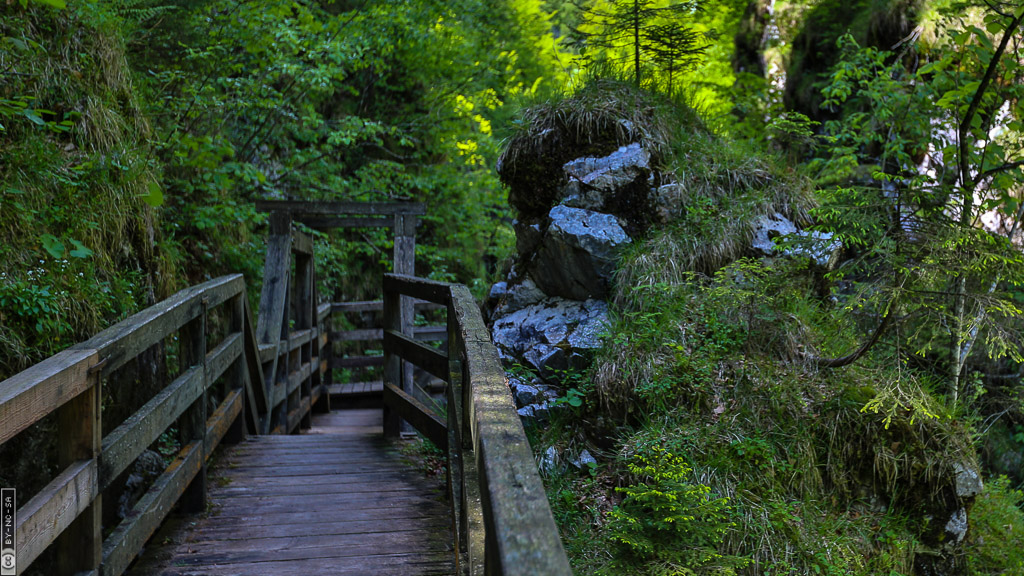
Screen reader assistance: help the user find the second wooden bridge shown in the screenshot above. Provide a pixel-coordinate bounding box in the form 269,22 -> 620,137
0,201 -> 571,576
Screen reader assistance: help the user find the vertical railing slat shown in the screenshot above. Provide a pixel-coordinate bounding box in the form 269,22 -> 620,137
177,300 -> 207,512
383,283 -> 402,438
55,363 -> 102,575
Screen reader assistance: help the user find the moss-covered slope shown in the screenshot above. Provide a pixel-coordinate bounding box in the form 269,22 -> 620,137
519,83 -> 1024,576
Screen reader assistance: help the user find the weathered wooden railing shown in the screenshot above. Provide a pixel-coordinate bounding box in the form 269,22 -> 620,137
328,298 -> 446,398
254,213 -> 331,434
0,275 -> 261,576
381,273 -> 572,576
0,210 -> 570,575
0,224 -> 330,575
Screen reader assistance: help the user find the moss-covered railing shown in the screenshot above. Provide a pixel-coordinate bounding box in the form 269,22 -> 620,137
381,273 -> 572,575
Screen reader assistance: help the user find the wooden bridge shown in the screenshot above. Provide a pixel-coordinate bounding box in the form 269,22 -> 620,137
0,201 -> 571,575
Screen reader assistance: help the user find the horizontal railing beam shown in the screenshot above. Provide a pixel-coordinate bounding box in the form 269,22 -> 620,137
99,365 -> 203,490
204,389 -> 244,457
300,215 -> 394,229
205,332 -> 242,385
72,275 -> 244,378
255,200 -> 426,216
332,325 -> 447,343
382,274 -> 451,305
288,328 -> 313,351
331,300 -> 446,314
383,330 -> 449,382
101,440 -> 202,576
382,383 -> 447,450
454,283 -> 572,575
331,355 -> 384,369
287,362 -> 312,395
16,459 -> 97,570
0,348 -> 99,444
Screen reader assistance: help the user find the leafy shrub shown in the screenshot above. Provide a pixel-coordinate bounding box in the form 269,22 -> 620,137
605,445 -> 749,575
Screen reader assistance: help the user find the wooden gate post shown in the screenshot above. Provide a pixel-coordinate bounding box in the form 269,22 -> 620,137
382,283 -> 402,437
296,251 -> 314,429
225,293 -> 247,444
393,214 -> 417,434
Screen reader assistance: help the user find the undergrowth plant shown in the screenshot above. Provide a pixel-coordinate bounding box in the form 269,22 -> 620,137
532,82 -> 985,572
605,445 -> 749,576
967,476 -> 1024,574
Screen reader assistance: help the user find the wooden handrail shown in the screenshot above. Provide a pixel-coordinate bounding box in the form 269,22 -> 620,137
381,273 -> 572,576
0,275 -> 255,574
0,218 -> 333,575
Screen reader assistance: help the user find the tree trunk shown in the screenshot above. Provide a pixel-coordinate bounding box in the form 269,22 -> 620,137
633,0 -> 641,86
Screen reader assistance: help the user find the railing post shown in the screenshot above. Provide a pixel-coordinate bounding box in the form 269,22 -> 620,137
393,214 -> 417,434
55,363 -> 101,575
277,277 -> 292,433
312,301 -> 330,414
383,283 -> 402,438
295,251 -> 313,429
461,341 -> 486,576
314,302 -> 332,414
178,300 -> 208,512
446,299 -> 467,574
225,293 -> 247,444
324,291 -> 339,410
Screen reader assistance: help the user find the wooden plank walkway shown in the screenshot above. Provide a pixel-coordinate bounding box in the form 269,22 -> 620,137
330,380 -> 385,397
129,409 -> 454,576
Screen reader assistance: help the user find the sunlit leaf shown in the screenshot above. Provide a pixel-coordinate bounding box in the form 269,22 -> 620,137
29,0 -> 65,9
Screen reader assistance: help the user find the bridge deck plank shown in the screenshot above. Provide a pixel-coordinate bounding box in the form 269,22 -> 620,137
128,409 -> 454,576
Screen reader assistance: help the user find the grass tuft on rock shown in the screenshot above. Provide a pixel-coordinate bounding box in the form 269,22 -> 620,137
500,78 -> 813,277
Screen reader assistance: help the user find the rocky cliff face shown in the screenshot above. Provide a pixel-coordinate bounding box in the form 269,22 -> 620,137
490,143 -> 652,420
489,136 -> 833,420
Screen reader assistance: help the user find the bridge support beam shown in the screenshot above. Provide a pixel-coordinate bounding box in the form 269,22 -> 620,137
396,214 -> 416,435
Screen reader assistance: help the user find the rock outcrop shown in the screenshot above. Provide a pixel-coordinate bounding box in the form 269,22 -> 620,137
527,206 -> 630,300
490,140 -> 836,411
490,143 -> 651,406
493,298 -> 609,380
751,213 -> 840,269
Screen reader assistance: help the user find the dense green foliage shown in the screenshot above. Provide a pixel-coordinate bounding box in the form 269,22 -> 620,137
528,1 -> 1024,573
3,0 -> 1024,574
0,0 -> 569,373
606,445 -> 749,575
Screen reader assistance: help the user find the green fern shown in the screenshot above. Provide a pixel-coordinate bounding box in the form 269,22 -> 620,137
111,0 -> 176,25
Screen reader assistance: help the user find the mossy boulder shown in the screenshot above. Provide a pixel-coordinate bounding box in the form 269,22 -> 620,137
497,81 -> 676,219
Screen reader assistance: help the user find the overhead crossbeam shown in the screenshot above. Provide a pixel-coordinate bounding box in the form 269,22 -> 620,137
255,200 -> 425,215
255,200 -> 424,231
